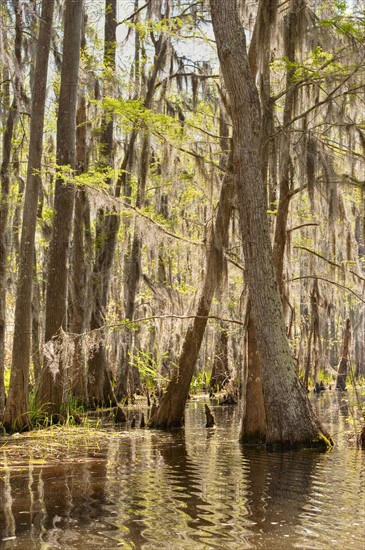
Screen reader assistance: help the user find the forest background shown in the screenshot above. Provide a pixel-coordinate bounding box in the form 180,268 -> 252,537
0,0 -> 364,443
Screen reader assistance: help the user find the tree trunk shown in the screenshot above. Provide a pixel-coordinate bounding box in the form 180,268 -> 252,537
239,0 -> 277,444
36,0 -> 83,416
70,186 -> 90,404
210,0 -> 332,449
273,0 -> 303,306
0,0 -> 24,427
87,0 -> 118,407
68,29 -> 91,405
32,254 -> 42,388
336,318 -> 351,391
240,307 -> 267,443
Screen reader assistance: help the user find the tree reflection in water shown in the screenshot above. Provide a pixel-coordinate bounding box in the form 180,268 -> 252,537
0,396 -> 364,549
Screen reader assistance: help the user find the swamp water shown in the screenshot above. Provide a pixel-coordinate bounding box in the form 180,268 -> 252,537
0,392 -> 364,549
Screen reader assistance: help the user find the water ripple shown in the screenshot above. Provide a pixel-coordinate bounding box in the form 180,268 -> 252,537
0,396 -> 364,549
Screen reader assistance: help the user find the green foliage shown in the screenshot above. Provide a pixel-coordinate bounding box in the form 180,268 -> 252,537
4,367 -> 10,394
27,393 -> 85,429
132,348 -> 170,388
41,206 -> 54,224
55,164 -> 117,190
98,98 -> 184,144
319,3 -> 365,40
191,371 -> 209,394
27,392 -> 51,428
127,16 -> 191,41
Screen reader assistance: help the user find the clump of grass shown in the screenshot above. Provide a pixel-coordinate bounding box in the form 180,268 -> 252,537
27,392 -> 86,429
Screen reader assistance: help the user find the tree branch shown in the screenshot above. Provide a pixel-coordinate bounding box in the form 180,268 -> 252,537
287,222 -> 319,233
290,275 -> 365,303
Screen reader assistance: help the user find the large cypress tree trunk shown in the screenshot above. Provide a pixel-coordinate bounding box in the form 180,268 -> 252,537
239,0 -> 277,444
240,307 -> 267,443
210,0 -> 332,449
36,0 -> 83,416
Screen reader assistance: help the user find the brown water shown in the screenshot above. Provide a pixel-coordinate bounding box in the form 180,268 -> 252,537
0,392 -> 364,549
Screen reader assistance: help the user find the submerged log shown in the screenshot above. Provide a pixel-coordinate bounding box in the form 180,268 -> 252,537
204,404 -> 215,428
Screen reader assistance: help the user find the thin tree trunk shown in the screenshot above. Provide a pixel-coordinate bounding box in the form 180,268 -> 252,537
69,24 -> 90,405
10,148 -> 24,265
336,318 -> 351,391
87,0 -> 118,407
115,134 -> 149,399
273,0 -> 304,304
0,0 -> 22,425
36,0 -> 83,416
210,0 -> 332,449
32,254 -> 42,388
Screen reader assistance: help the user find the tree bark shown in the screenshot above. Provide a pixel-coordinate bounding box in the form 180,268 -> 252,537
273,0 -> 304,306
36,0 -> 83,416
87,0 -> 118,407
32,254 -> 42,388
69,24 -> 91,405
210,0 -> 332,449
239,0 -> 277,444
1,0 -> 25,427
240,306 -> 267,443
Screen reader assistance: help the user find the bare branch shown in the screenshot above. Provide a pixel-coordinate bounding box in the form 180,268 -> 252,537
287,222 -> 319,233
290,276 -> 365,303
294,245 -> 341,269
